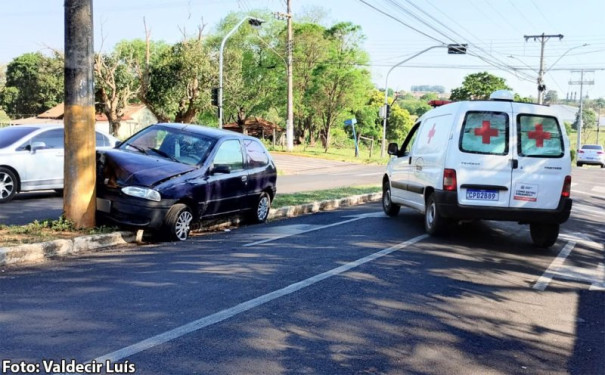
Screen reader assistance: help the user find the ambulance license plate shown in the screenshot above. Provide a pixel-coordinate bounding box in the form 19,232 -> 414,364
466,189 -> 498,201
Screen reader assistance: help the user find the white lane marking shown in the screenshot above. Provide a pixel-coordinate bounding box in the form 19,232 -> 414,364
593,186 -> 605,194
88,234 -> 429,364
533,241 -> 576,291
244,212 -> 385,247
590,263 -> 605,291
572,203 -> 605,216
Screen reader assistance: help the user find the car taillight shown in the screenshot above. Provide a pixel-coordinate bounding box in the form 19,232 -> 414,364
598,151 -> 604,155
561,175 -> 571,198
578,150 -> 584,153
443,169 -> 457,191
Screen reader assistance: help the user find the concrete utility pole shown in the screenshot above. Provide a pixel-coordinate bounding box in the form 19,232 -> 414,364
569,70 -> 595,151
64,0 -> 96,228
286,0 -> 294,152
524,33 -> 563,104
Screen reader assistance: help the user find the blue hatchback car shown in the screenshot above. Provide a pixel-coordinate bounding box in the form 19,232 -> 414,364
96,123 -> 277,241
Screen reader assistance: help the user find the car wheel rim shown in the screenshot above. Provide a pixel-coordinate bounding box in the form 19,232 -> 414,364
257,195 -> 270,221
426,203 -> 435,228
0,172 -> 14,199
383,188 -> 391,210
175,211 -> 193,240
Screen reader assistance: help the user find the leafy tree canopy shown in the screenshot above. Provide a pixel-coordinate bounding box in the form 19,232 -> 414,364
450,72 -> 510,101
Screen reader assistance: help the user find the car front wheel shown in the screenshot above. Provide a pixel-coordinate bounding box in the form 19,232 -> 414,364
250,192 -> 271,223
164,203 -> 193,241
0,167 -> 18,203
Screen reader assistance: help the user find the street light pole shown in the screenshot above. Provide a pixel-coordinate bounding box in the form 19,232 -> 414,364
219,16 -> 264,129
381,45 -> 447,158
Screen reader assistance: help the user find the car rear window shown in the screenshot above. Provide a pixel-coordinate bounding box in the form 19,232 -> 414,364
0,126 -> 38,148
581,145 -> 603,150
459,111 -> 509,155
517,115 -> 564,157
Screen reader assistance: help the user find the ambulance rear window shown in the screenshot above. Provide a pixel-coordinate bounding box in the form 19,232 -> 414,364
459,111 -> 509,155
517,115 -> 564,158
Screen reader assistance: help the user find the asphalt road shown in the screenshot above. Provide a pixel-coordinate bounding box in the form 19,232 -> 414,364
0,168 -> 603,375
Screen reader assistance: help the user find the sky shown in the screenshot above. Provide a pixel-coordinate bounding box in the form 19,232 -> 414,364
2,0 -> 605,101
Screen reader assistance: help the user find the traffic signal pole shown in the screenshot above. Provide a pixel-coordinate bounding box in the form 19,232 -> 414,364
64,0 -> 96,228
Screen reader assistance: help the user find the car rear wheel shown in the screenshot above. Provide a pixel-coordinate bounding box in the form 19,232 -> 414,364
0,167 -> 18,203
164,203 -> 193,241
576,162 -> 583,167
425,193 -> 446,235
250,192 -> 271,223
530,223 -> 559,248
382,182 -> 400,217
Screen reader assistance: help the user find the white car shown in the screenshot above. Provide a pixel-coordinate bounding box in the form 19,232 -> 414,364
0,124 -> 119,203
576,144 -> 605,168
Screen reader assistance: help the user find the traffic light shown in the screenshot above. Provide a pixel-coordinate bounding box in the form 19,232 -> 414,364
211,87 -> 219,106
386,104 -> 391,118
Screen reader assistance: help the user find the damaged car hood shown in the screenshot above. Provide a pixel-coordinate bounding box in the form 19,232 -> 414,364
98,149 -> 197,188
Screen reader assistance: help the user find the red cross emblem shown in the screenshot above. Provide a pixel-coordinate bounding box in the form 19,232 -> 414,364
474,121 -> 499,144
528,123 -> 551,148
427,124 -> 436,144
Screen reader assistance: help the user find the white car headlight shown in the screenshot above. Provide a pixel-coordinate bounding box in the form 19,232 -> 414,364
122,186 -> 161,202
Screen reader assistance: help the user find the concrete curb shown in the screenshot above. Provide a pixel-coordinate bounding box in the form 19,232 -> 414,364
0,192 -> 381,268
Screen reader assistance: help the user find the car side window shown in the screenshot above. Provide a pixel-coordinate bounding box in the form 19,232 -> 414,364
30,129 -> 65,149
460,111 -> 509,155
517,115 -> 563,158
213,140 -> 244,171
243,139 -> 269,168
96,132 -> 109,147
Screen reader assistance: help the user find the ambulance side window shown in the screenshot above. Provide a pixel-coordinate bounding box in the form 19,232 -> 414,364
517,115 -> 564,158
459,111 -> 509,155
400,122 -> 420,155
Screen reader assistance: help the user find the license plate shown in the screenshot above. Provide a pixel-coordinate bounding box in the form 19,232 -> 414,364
466,189 -> 498,201
96,198 -> 112,213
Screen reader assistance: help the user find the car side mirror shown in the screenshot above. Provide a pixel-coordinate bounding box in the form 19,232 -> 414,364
211,164 -> 231,175
30,141 -> 47,153
387,143 -> 399,156
114,141 -> 122,148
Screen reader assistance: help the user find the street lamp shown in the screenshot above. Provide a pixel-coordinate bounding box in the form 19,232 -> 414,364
219,16 -> 264,129
381,44 -> 467,157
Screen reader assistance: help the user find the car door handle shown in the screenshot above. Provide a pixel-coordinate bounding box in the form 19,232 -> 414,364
241,176 -> 248,183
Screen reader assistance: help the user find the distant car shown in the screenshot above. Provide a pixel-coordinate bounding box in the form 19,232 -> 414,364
576,144 -> 605,167
95,123 -> 277,241
0,124 -> 119,203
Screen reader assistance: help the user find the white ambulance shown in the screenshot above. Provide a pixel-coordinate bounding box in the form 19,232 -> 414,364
382,90 -> 572,248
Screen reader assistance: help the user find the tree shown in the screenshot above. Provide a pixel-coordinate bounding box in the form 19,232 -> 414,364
387,104 -> 413,142
544,90 -> 558,104
94,40 -> 147,136
449,72 -> 510,101
305,22 -> 373,151
0,52 -> 63,119
573,107 -> 596,131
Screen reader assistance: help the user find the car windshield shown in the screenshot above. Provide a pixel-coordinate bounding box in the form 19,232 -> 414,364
0,126 -> 39,148
120,126 -> 216,166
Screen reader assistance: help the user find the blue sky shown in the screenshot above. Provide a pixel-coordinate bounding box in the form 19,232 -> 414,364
2,0 -> 604,100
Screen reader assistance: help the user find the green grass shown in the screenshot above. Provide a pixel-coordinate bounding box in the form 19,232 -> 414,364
269,144 -> 390,165
272,185 -> 381,208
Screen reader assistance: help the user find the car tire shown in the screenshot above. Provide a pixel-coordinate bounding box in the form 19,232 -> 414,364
425,193 -> 446,236
576,162 -> 582,167
0,167 -> 18,203
530,223 -> 559,248
164,203 -> 193,241
249,191 -> 271,223
382,182 -> 400,217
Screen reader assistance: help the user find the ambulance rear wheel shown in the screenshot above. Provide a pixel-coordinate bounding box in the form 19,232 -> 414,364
530,223 -> 559,248
425,193 -> 446,236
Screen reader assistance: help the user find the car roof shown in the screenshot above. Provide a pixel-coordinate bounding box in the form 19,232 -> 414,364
154,123 -> 260,141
